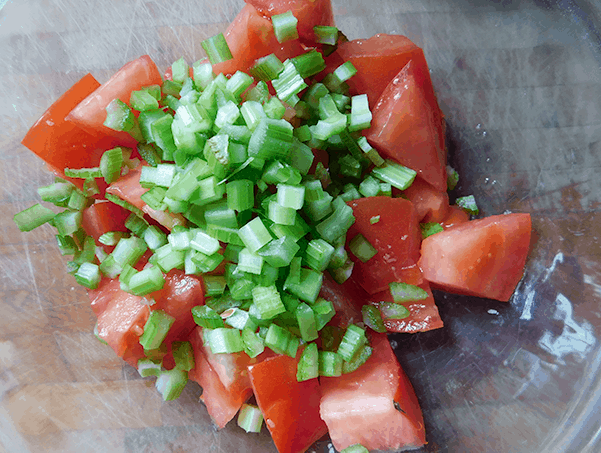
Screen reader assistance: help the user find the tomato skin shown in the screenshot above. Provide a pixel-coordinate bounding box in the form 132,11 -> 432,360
66,55 -> 162,146
345,196 -> 422,295
212,4 -> 306,76
188,327 -> 254,429
419,213 -> 532,301
248,351 -> 328,453
320,332 -> 426,451
366,59 -> 447,192
244,0 -> 335,44
81,201 -> 131,245
403,176 -> 450,223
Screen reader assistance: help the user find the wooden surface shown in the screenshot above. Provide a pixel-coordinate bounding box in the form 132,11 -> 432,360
1,0 -> 601,452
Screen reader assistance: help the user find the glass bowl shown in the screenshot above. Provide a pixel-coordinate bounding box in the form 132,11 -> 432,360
1,0 -> 600,451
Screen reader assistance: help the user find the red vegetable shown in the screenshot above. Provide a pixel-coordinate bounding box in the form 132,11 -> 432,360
106,164 -> 186,230
81,201 -> 131,245
345,196 -> 422,295
66,55 -> 162,146
403,176 -> 450,223
368,278 -> 444,333
20,73 -> 118,189
419,213 -> 532,301
189,327 -> 253,429
212,4 -> 306,76
248,351 -> 328,453
319,332 -> 426,451
89,270 -> 203,368
336,34 -> 437,111
244,0 -> 335,44
440,204 -> 470,230
366,58 -> 447,191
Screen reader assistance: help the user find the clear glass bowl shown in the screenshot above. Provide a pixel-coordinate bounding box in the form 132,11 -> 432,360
2,0 -> 600,451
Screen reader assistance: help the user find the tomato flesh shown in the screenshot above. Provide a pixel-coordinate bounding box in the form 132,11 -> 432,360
21,73 -> 121,188
212,4 -> 306,77
81,201 -> 131,245
403,176 -> 450,223
244,0 -> 335,44
320,332 -> 426,451
90,270 -> 204,368
440,205 -> 470,230
318,274 -> 365,329
419,213 -> 532,301
106,164 -> 186,230
368,278 -> 444,333
345,196 -> 422,295
188,327 -> 252,429
366,58 -> 447,191
248,352 -> 328,453
66,55 -> 162,146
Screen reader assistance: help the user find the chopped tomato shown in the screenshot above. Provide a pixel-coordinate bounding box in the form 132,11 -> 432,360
319,332 -> 426,451
90,270 -> 204,368
188,327 -> 253,429
150,270 -> 204,346
66,55 -> 162,146
440,205 -> 470,230
336,35 -> 438,112
248,351 -> 328,453
244,0 -> 335,44
368,278 -> 444,333
403,176 -> 450,223
346,197 -> 422,295
366,59 -> 447,191
81,201 -> 131,245
197,335 -> 253,399
212,4 -> 306,76
95,285 -> 149,367
319,274 -> 366,329
21,73 -> 121,189
419,213 -> 532,301
88,277 -> 123,317
106,164 -> 186,230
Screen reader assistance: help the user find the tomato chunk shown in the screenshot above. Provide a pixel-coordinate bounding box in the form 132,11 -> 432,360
21,73 -> 120,188
320,332 -> 426,451
368,277 -> 443,333
419,213 -> 532,301
403,176 -> 450,223
188,327 -> 254,429
345,197 -> 422,295
91,270 -> 204,368
248,352 -> 328,453
150,270 -> 204,345
319,274 -> 365,329
212,4 -> 305,76
95,285 -> 149,367
66,55 -> 162,146
366,59 -> 447,191
244,0 -> 335,44
106,165 -> 186,230
336,35 -> 433,110
440,205 -> 470,230
81,201 -> 131,245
